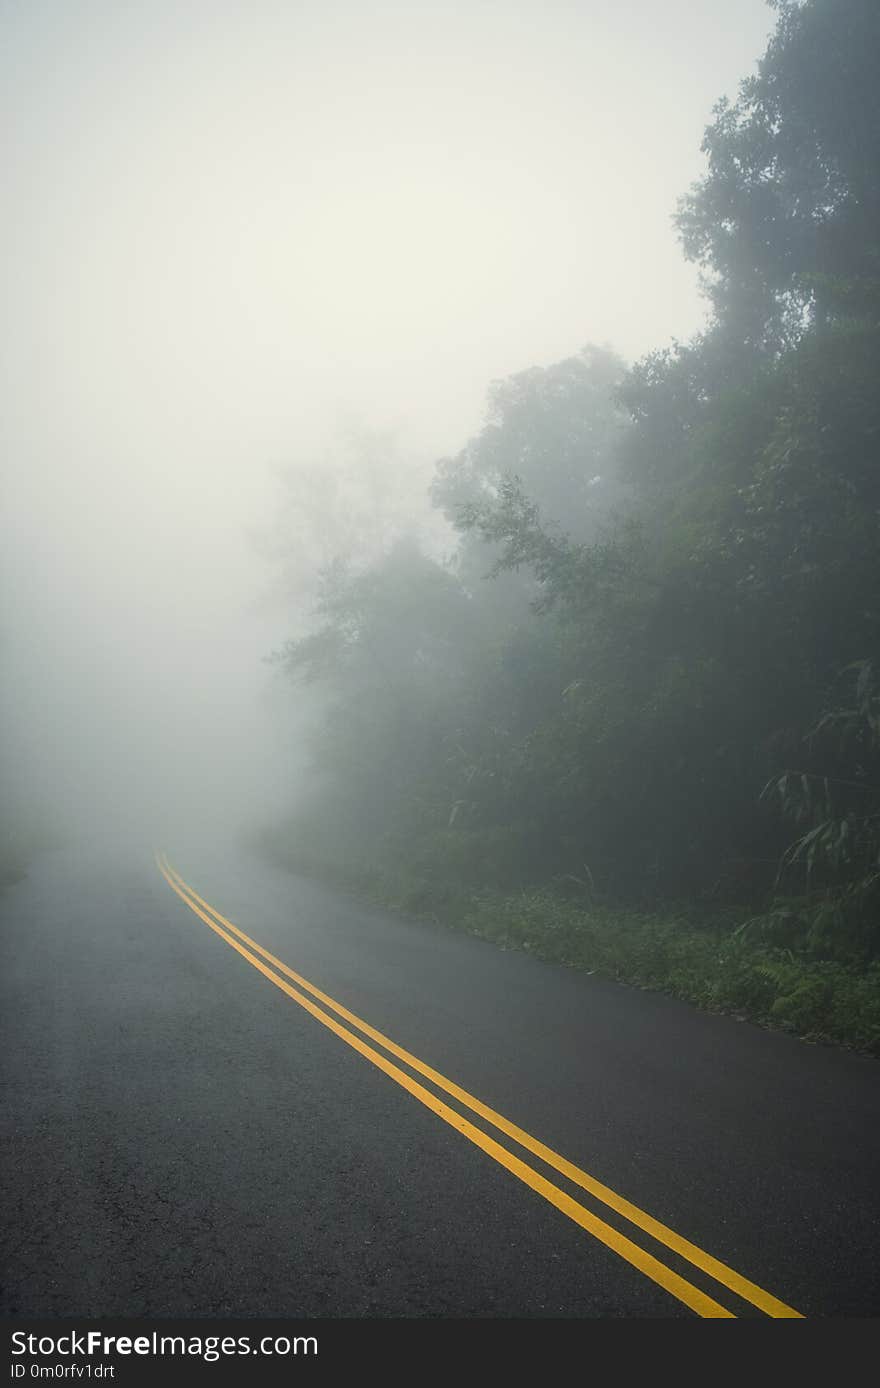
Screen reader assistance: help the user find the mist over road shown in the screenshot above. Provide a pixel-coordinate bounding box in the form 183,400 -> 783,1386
2,839 -> 877,1318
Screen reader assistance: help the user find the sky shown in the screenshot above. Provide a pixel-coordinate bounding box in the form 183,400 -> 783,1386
0,0 -> 776,843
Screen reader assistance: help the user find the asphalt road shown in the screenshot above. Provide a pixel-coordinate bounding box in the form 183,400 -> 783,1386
2,836 -> 878,1318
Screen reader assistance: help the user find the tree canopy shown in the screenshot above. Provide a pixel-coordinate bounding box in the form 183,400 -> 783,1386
272,0 -> 880,969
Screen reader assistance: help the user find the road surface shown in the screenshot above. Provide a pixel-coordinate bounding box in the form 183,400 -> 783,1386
2,837 -> 878,1317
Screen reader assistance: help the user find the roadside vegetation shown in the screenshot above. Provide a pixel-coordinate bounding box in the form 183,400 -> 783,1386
257,831 -> 880,1056
262,0 -> 880,1056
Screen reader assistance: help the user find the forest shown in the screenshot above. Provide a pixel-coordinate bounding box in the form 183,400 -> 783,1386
263,0 -> 880,1052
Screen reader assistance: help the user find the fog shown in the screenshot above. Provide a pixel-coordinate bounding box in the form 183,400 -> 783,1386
1,0 -> 774,853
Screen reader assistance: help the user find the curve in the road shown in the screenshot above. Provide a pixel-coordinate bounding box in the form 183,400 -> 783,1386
157,851 -> 803,1320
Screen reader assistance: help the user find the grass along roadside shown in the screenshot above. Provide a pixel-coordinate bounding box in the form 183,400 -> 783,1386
254,835 -> 880,1058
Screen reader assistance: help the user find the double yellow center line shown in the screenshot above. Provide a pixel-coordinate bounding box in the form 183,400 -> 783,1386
156,852 -> 802,1319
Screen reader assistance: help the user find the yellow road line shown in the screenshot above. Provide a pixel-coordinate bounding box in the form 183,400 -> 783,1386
156,852 -> 801,1318
160,853 -> 803,1318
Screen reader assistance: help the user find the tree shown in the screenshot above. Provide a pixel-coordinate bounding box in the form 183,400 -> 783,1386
269,0 -> 880,945
432,345 -> 630,546
677,0 -> 880,352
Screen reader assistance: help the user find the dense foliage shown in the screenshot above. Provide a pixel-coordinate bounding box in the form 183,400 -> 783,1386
267,0 -> 880,1047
